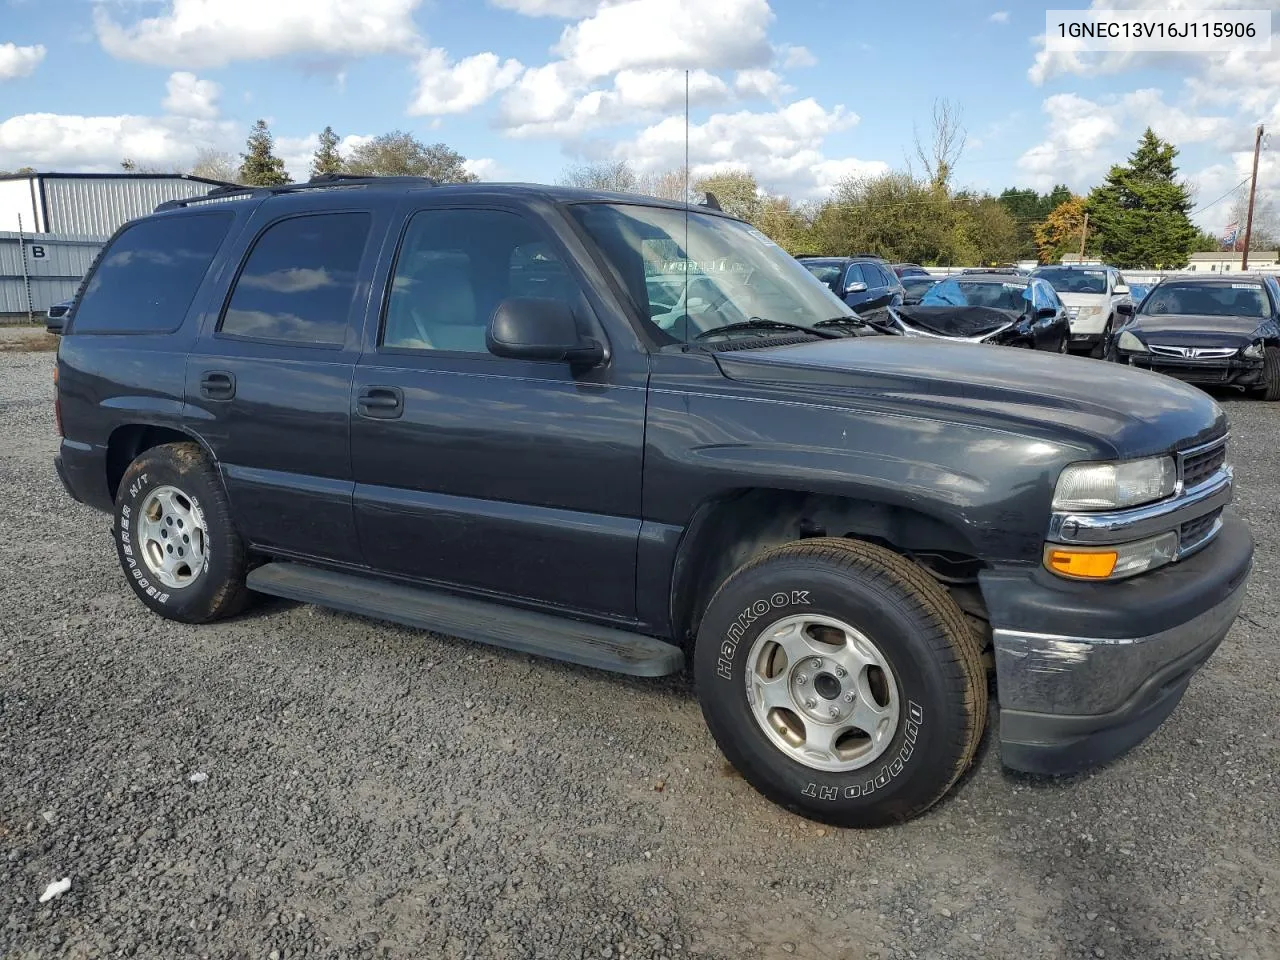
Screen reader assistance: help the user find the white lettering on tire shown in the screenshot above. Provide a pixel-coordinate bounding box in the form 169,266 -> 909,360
717,590 -> 811,680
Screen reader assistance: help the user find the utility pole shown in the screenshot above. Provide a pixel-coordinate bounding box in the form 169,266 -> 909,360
1078,211 -> 1089,261
1241,123 -> 1264,271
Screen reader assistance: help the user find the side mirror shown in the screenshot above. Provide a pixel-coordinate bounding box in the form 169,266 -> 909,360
845,281 -> 868,294
1116,302 -> 1136,317
486,297 -> 604,366
45,315 -> 65,335
1036,307 -> 1058,320
1113,284 -> 1130,295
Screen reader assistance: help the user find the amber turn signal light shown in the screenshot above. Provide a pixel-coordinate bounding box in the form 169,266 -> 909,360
1044,547 -> 1118,579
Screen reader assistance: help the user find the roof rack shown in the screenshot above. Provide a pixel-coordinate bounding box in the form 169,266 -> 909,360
154,174 -> 437,212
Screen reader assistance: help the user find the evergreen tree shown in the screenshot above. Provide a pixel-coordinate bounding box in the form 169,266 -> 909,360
310,126 -> 344,179
1085,129 -> 1198,268
239,119 -> 289,186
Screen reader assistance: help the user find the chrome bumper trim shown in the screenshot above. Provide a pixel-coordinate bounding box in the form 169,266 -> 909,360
1048,467 -> 1231,547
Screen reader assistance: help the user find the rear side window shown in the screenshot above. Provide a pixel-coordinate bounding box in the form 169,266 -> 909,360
72,213 -> 232,334
220,212 -> 371,346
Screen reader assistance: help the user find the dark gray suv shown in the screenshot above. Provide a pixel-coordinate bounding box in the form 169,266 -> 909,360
797,255 -> 905,312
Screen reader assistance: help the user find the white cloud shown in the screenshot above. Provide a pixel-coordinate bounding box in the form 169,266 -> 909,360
490,0 -> 602,14
0,112 -> 238,173
1016,89 -> 1234,191
162,72 -> 220,119
734,68 -> 786,99
614,98 -> 886,199
778,44 -> 816,68
95,0 -> 423,69
1187,154 -> 1280,230
499,66 -> 732,137
409,48 -> 523,115
463,157 -> 506,180
989,10 -> 1009,23
0,42 -> 45,80
555,0 -> 773,79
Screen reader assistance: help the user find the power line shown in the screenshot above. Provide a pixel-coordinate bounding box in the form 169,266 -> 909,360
1189,175 -> 1252,217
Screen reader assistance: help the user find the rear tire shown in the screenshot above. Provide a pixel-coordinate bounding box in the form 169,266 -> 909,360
113,441 -> 250,624
693,537 -> 987,827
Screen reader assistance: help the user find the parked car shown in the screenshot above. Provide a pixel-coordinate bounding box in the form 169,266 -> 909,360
889,262 -> 931,279
875,273 -> 1071,351
900,274 -> 939,304
796,255 -> 905,313
46,298 -> 74,334
1108,274 -> 1280,399
53,177 -> 1252,827
1031,264 -> 1132,357
961,267 -> 1029,277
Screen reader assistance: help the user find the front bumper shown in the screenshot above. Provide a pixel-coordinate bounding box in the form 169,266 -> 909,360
982,512 -> 1253,775
1118,352 -> 1264,387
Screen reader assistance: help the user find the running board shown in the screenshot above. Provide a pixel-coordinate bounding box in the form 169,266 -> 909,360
246,562 -> 684,678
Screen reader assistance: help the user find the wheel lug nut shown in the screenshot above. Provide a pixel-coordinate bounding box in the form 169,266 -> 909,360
843,692 -> 855,702
810,658 -> 823,669
828,706 -> 839,718
796,674 -> 807,685
835,667 -> 847,678
804,698 -> 817,709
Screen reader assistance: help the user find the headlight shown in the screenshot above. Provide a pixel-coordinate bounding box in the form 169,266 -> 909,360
1242,340 -> 1265,359
1053,456 -> 1177,511
1117,331 -> 1146,353
1044,531 -> 1179,581
1075,306 -> 1103,320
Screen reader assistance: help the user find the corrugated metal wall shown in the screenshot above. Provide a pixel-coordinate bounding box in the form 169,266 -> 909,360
43,177 -> 216,237
0,231 -> 107,320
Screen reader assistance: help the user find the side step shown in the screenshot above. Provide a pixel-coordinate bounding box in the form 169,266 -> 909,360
246,561 -> 685,678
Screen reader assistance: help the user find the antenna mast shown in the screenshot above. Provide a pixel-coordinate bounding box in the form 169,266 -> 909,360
683,68 -> 690,346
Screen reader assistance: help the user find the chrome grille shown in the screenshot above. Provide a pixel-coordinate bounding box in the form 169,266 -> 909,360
1180,437 -> 1227,490
1149,344 -> 1238,360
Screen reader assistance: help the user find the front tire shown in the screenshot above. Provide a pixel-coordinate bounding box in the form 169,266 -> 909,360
113,441 -> 250,624
693,538 -> 987,827
1259,345 -> 1280,401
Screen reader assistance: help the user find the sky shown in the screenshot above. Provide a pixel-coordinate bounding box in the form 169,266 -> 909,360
0,0 -> 1276,233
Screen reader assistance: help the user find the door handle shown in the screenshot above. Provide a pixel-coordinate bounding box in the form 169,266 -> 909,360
200,370 -> 236,400
357,386 -> 404,419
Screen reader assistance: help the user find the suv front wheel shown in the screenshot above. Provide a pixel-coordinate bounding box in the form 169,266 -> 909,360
694,537 -> 987,827
113,441 -> 251,624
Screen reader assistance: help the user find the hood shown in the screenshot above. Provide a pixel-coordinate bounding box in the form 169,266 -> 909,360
1128,312 -> 1266,343
1056,292 -> 1110,308
714,336 -> 1225,459
891,305 -> 1018,338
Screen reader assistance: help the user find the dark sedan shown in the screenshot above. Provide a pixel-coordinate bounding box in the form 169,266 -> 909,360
871,273 -> 1071,351
1109,275 -> 1280,399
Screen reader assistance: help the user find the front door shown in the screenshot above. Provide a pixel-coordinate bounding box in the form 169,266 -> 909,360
186,198 -> 383,564
349,203 -> 648,619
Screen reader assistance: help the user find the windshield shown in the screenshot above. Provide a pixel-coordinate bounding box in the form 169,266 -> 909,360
571,204 -> 854,342
921,277 -> 1030,311
1139,282 -> 1270,319
902,276 -> 938,295
1033,268 -> 1108,294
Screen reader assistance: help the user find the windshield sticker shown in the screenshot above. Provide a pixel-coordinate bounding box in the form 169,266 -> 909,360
746,227 -> 780,247
1002,282 -> 1024,290
1231,283 -> 1262,289
1083,270 -> 1105,276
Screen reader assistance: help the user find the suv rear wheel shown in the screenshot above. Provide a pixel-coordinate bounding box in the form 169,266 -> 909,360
694,537 -> 987,827
113,441 -> 250,623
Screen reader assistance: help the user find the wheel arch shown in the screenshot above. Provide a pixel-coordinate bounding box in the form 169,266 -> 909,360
105,423 -> 219,503
669,488 -> 986,645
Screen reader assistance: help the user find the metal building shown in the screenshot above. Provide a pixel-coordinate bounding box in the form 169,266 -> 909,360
0,173 -> 230,320
0,172 -> 229,236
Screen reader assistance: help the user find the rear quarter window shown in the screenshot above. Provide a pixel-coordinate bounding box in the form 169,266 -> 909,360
71,212 -> 233,334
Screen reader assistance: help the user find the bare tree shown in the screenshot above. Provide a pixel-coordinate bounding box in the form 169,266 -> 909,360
638,167 -> 689,201
560,160 -> 638,193
912,98 -> 967,191
1226,189 -> 1279,251
190,147 -> 240,183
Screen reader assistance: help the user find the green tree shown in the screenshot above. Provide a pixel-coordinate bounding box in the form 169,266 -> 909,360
951,193 -> 1019,265
1190,228 -> 1223,253
693,170 -> 762,223
1034,196 -> 1091,263
1085,128 -> 1198,268
239,119 -> 289,186
997,184 -> 1071,260
753,195 -> 812,253
310,125 -> 344,179
345,131 -> 477,182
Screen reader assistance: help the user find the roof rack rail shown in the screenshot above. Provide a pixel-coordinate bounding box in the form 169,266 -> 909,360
155,174 -> 437,212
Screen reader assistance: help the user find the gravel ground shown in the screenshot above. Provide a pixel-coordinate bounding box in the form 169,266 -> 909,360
2,350 -> 1278,960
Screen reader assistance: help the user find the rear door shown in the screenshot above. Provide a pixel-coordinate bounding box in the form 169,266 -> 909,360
348,199 -> 648,618
185,193 -> 389,564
